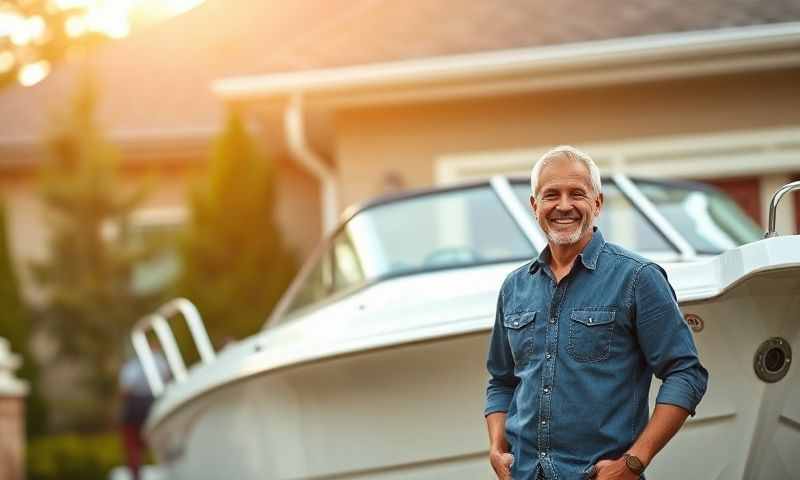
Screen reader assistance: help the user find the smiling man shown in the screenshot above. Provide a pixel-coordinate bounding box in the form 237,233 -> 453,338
484,146 -> 708,480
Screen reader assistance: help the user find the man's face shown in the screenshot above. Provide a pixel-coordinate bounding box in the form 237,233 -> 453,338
530,156 -> 602,246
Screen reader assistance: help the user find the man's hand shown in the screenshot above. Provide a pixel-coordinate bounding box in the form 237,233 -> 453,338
486,412 -> 511,478
489,450 -> 514,480
592,458 -> 639,480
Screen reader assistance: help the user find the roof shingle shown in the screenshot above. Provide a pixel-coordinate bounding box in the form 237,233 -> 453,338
1,0 -> 799,145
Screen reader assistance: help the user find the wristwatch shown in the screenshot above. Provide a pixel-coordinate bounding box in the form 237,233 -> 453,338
623,454 -> 645,476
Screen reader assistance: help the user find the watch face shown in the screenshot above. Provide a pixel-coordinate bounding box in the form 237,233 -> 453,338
625,454 -> 645,474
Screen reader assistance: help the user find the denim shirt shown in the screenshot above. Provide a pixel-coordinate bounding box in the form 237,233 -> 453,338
485,230 -> 708,480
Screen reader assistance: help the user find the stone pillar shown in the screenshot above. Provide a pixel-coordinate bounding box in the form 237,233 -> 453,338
0,338 -> 28,480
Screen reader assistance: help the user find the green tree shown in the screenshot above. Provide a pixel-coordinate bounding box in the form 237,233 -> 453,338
0,201 -> 27,368
32,75 -> 157,430
176,110 -> 297,345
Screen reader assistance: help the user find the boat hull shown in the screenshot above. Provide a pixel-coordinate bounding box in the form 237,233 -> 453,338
148,268 -> 800,480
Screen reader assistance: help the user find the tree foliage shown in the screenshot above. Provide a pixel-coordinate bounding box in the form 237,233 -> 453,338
176,110 -> 297,345
0,1 -> 107,89
32,74 -> 158,429
0,201 -> 26,357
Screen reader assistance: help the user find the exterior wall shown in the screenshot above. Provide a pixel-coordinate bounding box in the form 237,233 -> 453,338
0,396 -> 25,480
0,338 -> 27,480
274,154 -> 322,259
333,68 -> 800,213
0,160 -> 201,305
0,174 -> 50,305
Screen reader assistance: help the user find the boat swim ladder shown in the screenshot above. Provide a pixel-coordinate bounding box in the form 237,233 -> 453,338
131,298 -> 216,397
765,180 -> 800,238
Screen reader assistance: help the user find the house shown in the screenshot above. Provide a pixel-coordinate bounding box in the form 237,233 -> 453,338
212,1 -> 800,239
2,0 -> 800,304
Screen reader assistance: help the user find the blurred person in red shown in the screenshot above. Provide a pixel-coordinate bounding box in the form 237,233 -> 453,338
119,341 -> 169,480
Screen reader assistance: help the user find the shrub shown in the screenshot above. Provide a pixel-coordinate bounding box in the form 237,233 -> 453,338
27,432 -> 125,480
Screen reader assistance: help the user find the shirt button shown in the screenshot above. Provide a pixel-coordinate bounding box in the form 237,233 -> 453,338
550,318 -> 556,324
513,321 -> 519,326
541,420 -> 547,425
540,452 -> 547,457
588,317 -> 593,324
543,386 -> 550,393
545,353 -> 552,359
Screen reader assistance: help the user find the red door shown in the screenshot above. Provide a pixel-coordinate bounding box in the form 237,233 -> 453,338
703,176 -> 762,227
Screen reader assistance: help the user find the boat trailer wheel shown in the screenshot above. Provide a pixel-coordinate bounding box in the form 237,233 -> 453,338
754,337 -> 792,383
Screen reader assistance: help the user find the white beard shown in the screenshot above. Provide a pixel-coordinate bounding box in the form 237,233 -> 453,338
546,226 -> 584,245
542,214 -> 594,246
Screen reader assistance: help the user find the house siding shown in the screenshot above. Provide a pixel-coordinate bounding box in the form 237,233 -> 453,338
332,68 -> 800,215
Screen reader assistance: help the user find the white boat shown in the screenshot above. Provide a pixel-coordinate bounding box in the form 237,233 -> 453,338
132,176 -> 800,480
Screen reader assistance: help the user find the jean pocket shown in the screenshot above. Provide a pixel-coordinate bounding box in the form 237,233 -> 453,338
567,308 -> 615,363
583,464 -> 598,479
504,311 -> 536,365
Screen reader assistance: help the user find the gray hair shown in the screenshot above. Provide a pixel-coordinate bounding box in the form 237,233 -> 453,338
530,145 -> 601,198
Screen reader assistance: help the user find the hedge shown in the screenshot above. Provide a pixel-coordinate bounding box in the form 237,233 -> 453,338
27,432 -> 125,480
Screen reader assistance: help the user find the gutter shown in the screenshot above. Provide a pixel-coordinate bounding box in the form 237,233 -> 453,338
284,94 -> 339,234
0,127 -> 216,169
212,22 -> 800,107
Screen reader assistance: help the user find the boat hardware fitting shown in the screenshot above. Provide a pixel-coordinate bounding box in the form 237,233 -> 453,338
754,337 -> 792,383
765,180 -> 800,238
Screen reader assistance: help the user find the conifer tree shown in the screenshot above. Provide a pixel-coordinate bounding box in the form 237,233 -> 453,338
176,110 -> 297,344
0,201 -> 26,363
32,75 -> 157,429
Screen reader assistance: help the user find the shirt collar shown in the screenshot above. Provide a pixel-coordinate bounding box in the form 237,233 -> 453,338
529,227 -> 605,274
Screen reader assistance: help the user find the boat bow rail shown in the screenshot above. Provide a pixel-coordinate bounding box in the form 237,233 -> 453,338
131,298 -> 216,397
765,180 -> 800,238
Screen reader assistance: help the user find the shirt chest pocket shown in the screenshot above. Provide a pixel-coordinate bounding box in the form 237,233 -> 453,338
503,311 -> 537,365
567,309 -> 616,363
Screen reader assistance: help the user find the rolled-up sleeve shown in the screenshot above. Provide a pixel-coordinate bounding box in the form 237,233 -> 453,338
485,289 -> 519,416
634,264 -> 708,416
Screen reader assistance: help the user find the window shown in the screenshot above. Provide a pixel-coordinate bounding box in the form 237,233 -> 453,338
103,207 -> 186,295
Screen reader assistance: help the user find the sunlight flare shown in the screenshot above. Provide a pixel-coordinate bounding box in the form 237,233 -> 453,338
0,51 -> 15,73
18,60 -> 51,87
3,0 -> 206,86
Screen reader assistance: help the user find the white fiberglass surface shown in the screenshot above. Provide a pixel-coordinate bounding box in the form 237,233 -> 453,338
151,271 -> 800,480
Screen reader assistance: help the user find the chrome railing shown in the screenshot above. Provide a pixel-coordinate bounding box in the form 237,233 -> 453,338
765,181 -> 800,238
131,298 -> 215,397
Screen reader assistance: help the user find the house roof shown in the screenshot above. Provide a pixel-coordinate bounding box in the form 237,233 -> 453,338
214,23 -> 800,106
1,0 -> 799,156
257,0 -> 800,71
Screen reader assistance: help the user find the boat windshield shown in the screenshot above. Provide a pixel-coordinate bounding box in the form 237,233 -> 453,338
274,176 -> 764,323
631,179 -> 762,254
282,185 -> 536,316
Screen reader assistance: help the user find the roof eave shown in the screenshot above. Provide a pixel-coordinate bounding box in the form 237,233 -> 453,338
0,127 -> 216,171
212,22 -> 800,108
